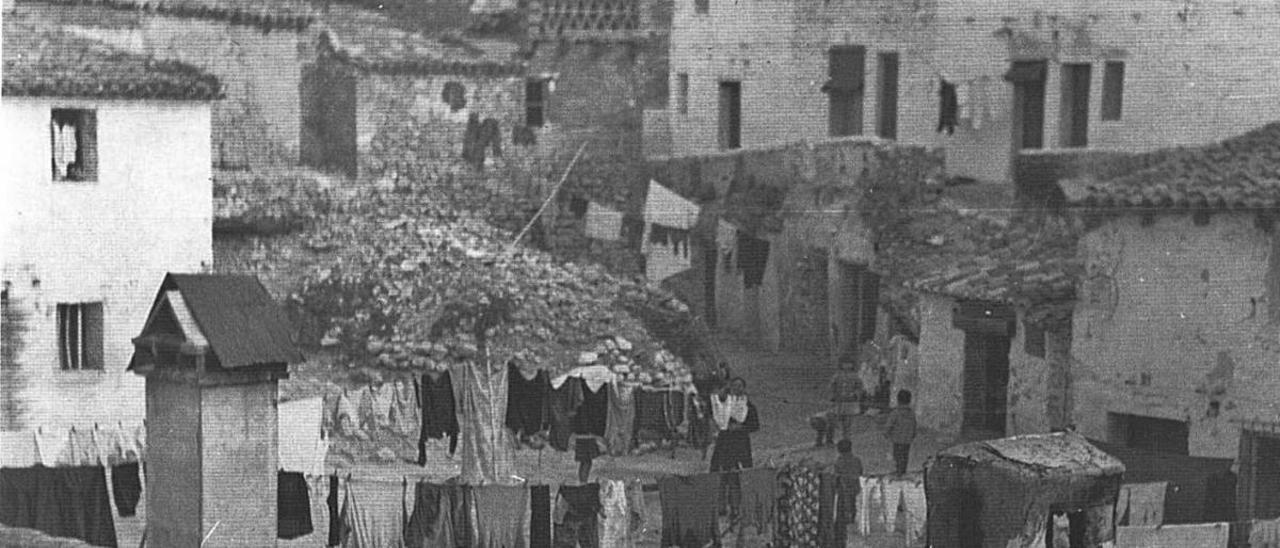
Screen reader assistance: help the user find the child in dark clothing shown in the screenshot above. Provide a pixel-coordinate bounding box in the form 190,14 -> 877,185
834,439 -> 863,545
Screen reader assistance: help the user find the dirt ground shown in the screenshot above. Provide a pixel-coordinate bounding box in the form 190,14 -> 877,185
114,334 -> 943,547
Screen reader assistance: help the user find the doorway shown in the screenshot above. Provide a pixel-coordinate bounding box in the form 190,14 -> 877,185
1008,61 -> 1047,150
955,301 -> 1013,438
840,262 -> 879,359
827,46 -> 865,137
718,81 -> 741,150
1059,63 -> 1092,148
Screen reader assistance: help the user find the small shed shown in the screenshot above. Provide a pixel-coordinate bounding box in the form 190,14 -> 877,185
925,432 -> 1125,548
130,273 -> 303,547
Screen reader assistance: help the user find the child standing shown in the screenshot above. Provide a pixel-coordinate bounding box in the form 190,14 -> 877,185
833,439 -> 863,546
884,390 -> 917,475
829,358 -> 865,443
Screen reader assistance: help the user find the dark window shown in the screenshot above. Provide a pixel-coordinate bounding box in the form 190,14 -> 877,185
1101,61 -> 1125,121
677,73 -> 689,115
737,232 -> 769,288
58,303 -> 103,370
1024,321 -> 1046,358
841,262 -> 880,356
718,81 -> 741,150
827,46 -> 865,137
876,52 -> 899,140
1059,63 -> 1092,148
1108,412 -> 1189,455
694,0 -> 708,14
51,109 -> 98,182
525,79 -> 548,128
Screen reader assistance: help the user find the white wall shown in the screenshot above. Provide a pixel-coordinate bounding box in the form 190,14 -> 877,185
0,96 -> 213,430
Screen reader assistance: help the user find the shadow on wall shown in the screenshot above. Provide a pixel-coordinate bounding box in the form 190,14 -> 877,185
1,286 -> 29,430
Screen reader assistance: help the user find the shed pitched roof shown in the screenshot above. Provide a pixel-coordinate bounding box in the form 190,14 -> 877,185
3,18 -> 223,100
880,207 -> 1081,308
1061,122 -> 1280,210
936,433 -> 1125,477
317,5 -> 524,77
159,273 -> 303,368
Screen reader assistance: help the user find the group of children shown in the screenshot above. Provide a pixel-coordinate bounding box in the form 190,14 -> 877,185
820,357 -> 918,476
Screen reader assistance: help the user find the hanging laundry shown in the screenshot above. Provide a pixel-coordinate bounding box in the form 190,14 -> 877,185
634,388 -> 671,441
328,475 -> 341,547
955,80 -> 971,122
472,485 -> 528,547
717,221 -> 737,253
34,427 -> 72,466
0,431 -> 39,467
626,479 -> 646,538
369,383 -> 395,428
574,381 -> 609,438
530,485 -> 552,548
453,362 -> 515,485
604,382 -> 636,456
462,113 -> 487,169
938,79 -> 959,135
339,479 -> 407,548
777,465 -> 821,547
0,465 -> 118,547
280,397 -> 325,475
278,471 -> 314,540
1115,522 -> 1228,547
643,180 -> 700,230
738,468 -> 776,533
599,479 -> 631,548
506,365 -> 549,440
818,471 -> 840,548
405,482 -> 473,548
390,380 -> 421,437
642,224 -> 692,283
1123,481 -> 1168,526
556,484 -> 601,548
558,365 -> 616,393
658,473 -> 719,548
548,376 -> 584,451
336,389 -> 360,436
1251,516 -> 1280,548
111,462 -> 142,517
68,426 -> 99,466
419,371 -> 460,461
897,477 -> 927,541
584,202 -> 624,241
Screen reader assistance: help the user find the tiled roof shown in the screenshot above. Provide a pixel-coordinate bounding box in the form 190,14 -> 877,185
318,6 -> 525,77
1062,122 -> 1280,210
24,0 -> 316,31
880,206 -> 1080,307
2,19 -> 223,100
162,273 -> 304,368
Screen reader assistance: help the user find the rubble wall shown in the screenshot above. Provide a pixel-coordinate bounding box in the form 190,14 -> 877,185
670,0 -> 1280,184
1073,212 -> 1280,458
0,98 -> 213,430
1007,312 -> 1051,436
18,3 -> 306,167
915,293 -> 965,435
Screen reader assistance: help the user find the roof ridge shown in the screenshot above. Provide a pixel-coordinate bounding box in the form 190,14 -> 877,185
21,0 -> 316,31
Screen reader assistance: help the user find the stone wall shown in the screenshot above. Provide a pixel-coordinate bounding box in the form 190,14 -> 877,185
1073,212 -> 1280,458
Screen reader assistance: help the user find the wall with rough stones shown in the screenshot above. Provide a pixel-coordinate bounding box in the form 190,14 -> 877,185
1072,212 -> 1280,458
19,2 -> 307,168
669,0 -> 1280,185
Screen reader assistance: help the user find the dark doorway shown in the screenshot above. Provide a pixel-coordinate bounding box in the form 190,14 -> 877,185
704,243 -> 717,328
718,81 -> 741,150
1251,435 -> 1280,520
955,301 -> 1013,438
1108,413 -> 1189,455
1008,61 -> 1047,150
876,52 -> 899,140
840,262 -> 879,358
827,46 -> 865,137
1059,63 -> 1092,148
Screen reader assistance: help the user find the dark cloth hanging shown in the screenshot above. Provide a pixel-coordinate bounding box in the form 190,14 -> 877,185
659,473 -> 720,548
462,113 -> 486,169
818,471 -> 839,548
328,475 -> 342,547
555,484 -> 600,548
419,371 -> 459,459
110,462 -> 141,517
573,382 -> 608,437
0,466 -> 118,548
736,234 -> 770,288
505,365 -> 550,439
688,395 -> 712,449
278,471 -> 314,540
738,468 -> 777,532
709,401 -> 760,472
938,79 -> 959,135
548,377 -> 584,451
404,482 -> 473,548
530,485 -> 552,548
633,389 -> 671,439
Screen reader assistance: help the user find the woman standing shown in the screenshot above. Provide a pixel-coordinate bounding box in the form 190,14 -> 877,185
709,377 -> 760,472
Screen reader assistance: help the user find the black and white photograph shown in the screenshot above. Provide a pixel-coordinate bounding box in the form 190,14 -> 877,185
2,0 -> 1279,546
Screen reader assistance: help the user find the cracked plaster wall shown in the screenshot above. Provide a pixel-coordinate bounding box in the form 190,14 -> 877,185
1073,212 -> 1280,458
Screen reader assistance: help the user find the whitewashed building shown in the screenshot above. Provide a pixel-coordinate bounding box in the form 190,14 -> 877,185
0,18 -> 221,430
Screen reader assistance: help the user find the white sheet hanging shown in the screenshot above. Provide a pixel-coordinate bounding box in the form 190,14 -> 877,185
643,180 -> 699,230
